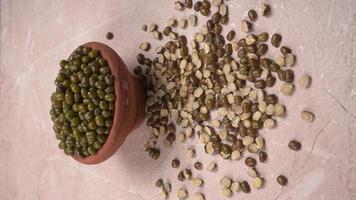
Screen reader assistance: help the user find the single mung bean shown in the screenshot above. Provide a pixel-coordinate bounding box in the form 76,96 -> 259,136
220,188 -> 232,197
177,189 -> 188,199
245,157 -> 257,167
220,176 -> 232,187
226,30 -> 235,41
269,62 -> 280,72
280,83 -> 294,96
259,151 -> 267,162
200,8 -> 210,16
258,32 -> 269,42
271,33 -> 282,47
163,26 -> 172,36
220,15 -> 229,24
241,181 -> 251,193
285,53 -> 295,66
133,66 -> 142,75
266,75 -> 276,87
285,69 -> 294,82
106,32 -> 113,40
254,79 -> 266,89
155,178 -> 163,187
178,19 -> 187,29
252,177 -> 264,189
281,46 -> 292,55
183,168 -> 192,179
192,177 -> 204,187
231,150 -> 241,160
171,158 -> 180,168
231,182 -> 240,192
159,190 -> 167,198
240,20 -> 252,33
206,161 -> 217,171
175,1 -> 184,11
188,14 -> 197,26
137,53 -> 145,65
186,147 -> 195,157
163,182 -> 171,192
211,12 -> 222,24
194,192 -> 205,200
194,161 -> 203,170
148,23 -> 158,32
257,43 -> 268,56
212,0 -> 222,7
140,42 -> 150,51
248,10 -> 258,21
288,140 -> 302,151
193,1 -> 202,11
178,171 -> 185,181
219,4 -> 228,16
299,75 -> 312,88
259,3 -> 271,16
184,0 -> 193,8
277,175 -> 288,186
277,70 -> 287,81
141,24 -> 147,32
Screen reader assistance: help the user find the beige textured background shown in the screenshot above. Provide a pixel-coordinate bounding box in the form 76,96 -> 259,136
1,0 -> 356,199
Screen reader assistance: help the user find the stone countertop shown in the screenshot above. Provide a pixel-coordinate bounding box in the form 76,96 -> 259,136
1,0 -> 356,199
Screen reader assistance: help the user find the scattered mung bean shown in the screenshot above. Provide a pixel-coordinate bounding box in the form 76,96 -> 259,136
207,161 -> 217,171
240,20 -> 252,33
140,42 -> 150,51
299,75 -> 311,88
301,111 -> 314,122
192,177 -> 204,187
194,192 -> 205,200
106,32 -> 113,40
220,188 -> 232,197
177,188 -> 188,199
277,175 -> 288,186
156,178 -> 163,187
241,181 -> 251,193
248,9 -> 258,21
288,140 -> 302,151
271,33 -> 282,47
280,83 -> 294,96
259,151 -> 267,163
252,177 -> 264,189
172,158 -> 180,168
259,3 -> 271,16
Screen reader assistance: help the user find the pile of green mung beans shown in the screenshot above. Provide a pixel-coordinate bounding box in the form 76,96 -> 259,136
50,46 -> 115,158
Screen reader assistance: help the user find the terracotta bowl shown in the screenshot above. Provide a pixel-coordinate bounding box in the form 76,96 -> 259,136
72,42 -> 145,164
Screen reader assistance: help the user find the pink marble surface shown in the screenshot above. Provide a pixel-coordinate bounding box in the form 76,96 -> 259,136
1,0 -> 356,199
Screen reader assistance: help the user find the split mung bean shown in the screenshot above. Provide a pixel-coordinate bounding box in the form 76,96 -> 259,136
299,75 -> 312,88
259,3 -> 271,16
301,111 -> 315,122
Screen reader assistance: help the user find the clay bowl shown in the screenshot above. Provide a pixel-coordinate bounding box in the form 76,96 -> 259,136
72,42 -> 145,164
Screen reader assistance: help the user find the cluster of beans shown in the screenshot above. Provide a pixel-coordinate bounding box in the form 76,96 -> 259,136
132,0 -> 313,198
50,46 -> 115,157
